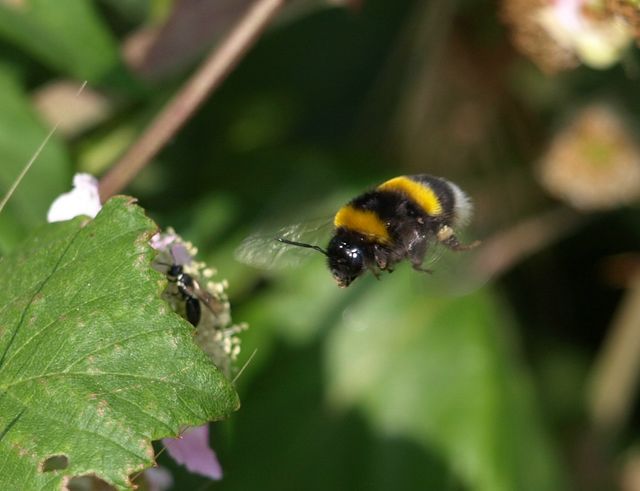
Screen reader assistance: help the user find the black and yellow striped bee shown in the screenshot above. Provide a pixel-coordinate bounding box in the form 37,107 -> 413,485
237,175 -> 479,287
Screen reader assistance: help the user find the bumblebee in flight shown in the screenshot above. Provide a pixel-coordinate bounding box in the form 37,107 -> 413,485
278,175 -> 479,287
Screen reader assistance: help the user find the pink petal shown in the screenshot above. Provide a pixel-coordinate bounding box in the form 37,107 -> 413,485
149,233 -> 191,264
162,424 -> 223,480
150,232 -> 177,251
552,0 -> 583,31
169,243 -> 192,265
143,466 -> 174,491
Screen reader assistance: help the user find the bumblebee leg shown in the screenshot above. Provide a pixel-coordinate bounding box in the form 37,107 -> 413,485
412,264 -> 433,274
406,234 -> 432,273
373,244 -> 390,270
436,225 -> 480,251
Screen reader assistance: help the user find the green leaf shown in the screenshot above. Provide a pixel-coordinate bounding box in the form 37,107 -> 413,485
325,271 -> 566,491
0,0 -> 121,83
0,197 -> 239,490
0,67 -> 70,254
213,340 -> 460,491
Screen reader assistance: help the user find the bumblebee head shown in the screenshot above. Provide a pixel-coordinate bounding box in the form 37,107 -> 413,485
327,235 -> 365,288
276,234 -> 366,288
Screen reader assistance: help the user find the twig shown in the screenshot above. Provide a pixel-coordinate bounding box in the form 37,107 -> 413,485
232,347 -> 258,384
588,273 -> 640,434
98,0 -> 288,201
0,124 -> 59,215
470,207 -> 585,280
0,82 -> 87,215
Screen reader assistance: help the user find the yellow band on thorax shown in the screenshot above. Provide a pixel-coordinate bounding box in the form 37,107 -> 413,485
334,205 -> 390,243
378,176 -> 442,216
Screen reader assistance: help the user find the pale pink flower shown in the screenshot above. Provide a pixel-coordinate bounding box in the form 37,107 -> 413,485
143,466 -> 174,491
502,0 -> 633,72
537,0 -> 632,69
162,425 -> 223,480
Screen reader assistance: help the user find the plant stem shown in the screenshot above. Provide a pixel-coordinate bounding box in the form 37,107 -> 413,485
99,0 -> 287,201
0,123 -> 58,215
589,273 -> 640,434
470,207 -> 585,280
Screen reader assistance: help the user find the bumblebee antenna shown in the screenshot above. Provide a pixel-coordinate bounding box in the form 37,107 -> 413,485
277,238 -> 328,256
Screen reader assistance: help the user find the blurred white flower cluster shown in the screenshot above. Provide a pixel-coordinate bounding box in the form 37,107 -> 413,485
538,103 -> 640,209
503,0 -> 634,73
151,230 -> 247,378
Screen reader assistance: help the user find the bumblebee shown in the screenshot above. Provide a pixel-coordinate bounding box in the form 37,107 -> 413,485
279,175 -> 479,287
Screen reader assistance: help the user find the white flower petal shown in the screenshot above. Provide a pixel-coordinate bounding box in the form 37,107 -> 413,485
47,173 -> 102,222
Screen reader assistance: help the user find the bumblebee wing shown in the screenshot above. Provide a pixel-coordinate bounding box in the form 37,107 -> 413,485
421,237 -> 446,269
416,234 -> 487,296
235,218 -> 333,270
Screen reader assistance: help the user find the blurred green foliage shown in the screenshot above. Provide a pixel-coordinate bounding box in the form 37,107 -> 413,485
1,0 -> 639,490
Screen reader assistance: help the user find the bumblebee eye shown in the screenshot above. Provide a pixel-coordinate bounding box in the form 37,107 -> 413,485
344,247 -> 363,268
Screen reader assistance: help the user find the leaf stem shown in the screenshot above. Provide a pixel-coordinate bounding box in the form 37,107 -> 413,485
98,0 -> 288,201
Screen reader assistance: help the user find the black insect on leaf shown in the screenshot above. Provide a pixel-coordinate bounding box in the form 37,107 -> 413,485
0,196 -> 239,491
